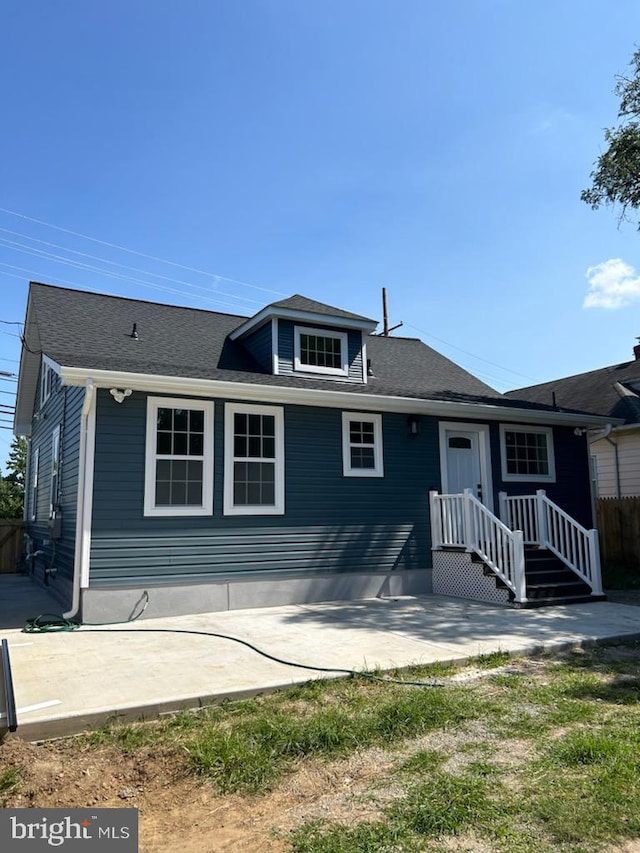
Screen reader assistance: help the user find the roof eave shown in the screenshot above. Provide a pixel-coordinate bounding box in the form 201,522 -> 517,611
57,365 -> 619,426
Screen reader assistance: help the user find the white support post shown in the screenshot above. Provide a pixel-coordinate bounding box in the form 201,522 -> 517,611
535,489 -> 548,548
463,488 -> 474,552
429,490 -> 441,550
588,528 -> 603,596
513,530 -> 527,604
498,491 -> 508,524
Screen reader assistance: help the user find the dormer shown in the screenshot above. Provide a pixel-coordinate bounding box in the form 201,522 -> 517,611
229,295 -> 378,383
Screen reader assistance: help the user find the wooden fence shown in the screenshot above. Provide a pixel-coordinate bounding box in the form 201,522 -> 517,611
0,521 -> 25,573
596,497 -> 640,568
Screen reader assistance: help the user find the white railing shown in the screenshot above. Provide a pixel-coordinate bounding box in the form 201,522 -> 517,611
499,490 -> 602,596
430,490 -> 526,603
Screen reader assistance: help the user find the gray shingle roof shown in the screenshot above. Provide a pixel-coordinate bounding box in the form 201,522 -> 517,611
506,359 -> 640,424
267,294 -> 376,324
24,282 -> 566,412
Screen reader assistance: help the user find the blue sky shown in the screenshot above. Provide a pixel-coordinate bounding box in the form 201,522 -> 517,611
2,0 -> 640,466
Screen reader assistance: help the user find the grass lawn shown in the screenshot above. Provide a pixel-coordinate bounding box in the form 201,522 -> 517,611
4,642 -> 640,851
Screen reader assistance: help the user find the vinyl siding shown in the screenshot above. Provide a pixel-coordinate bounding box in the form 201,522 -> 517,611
26,367 -> 84,596
277,319 -> 363,382
591,431 -> 640,497
89,390 -> 438,586
241,320 -> 273,372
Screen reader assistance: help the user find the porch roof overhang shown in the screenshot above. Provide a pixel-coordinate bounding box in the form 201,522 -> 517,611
55,365 -> 623,428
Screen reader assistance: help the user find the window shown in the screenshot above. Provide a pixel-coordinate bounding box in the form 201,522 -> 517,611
30,446 -> 39,521
224,403 -> 284,515
40,362 -> 55,407
499,424 -> 555,482
294,326 -> 349,376
50,426 -> 61,517
342,412 -> 384,477
144,397 -> 214,517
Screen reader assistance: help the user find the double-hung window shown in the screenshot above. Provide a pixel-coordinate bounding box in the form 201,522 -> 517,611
144,397 -> 214,516
342,412 -> 384,477
50,426 -> 61,517
294,326 -> 349,376
224,403 -> 284,515
499,424 -> 555,482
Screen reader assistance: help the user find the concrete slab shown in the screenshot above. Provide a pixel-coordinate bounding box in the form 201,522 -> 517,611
2,582 -> 640,741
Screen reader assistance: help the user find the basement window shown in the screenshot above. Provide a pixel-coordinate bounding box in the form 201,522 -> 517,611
144,397 -> 214,516
294,326 -> 349,376
499,424 -> 555,482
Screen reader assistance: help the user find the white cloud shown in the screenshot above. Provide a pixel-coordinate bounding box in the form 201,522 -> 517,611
584,258 -> 640,309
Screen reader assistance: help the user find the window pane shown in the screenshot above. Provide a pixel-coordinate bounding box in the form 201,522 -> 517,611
155,481 -> 171,505
248,436 -> 262,457
157,432 -> 172,455
172,482 -> 186,505
156,460 -> 171,481
235,412 -> 247,435
189,410 -> 204,433
187,460 -> 203,480
187,482 -> 203,505
174,409 -> 188,432
233,460 -> 275,505
174,433 -> 188,455
157,408 -> 173,430
262,436 -> 275,458
262,417 -> 275,437
449,437 -> 472,449
234,435 -> 247,457
248,414 -> 261,435
189,433 -> 203,456
172,460 -> 187,481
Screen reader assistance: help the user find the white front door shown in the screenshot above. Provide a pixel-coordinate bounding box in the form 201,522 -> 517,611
439,422 -> 493,509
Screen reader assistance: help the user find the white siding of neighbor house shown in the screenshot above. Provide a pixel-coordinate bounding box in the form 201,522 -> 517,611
591,431 -> 640,497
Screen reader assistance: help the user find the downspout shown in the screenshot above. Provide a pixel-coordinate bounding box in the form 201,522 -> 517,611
64,379 -> 95,620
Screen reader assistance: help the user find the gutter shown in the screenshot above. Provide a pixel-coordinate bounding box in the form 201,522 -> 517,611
64,379 -> 95,620
58,366 -> 620,429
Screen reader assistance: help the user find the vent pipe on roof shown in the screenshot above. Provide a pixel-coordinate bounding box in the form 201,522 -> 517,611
130,323 -> 139,340
634,337 -> 640,360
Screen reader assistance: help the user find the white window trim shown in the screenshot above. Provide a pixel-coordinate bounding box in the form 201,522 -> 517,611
224,402 -> 285,516
50,425 -> 61,518
40,361 -> 55,407
342,411 -> 384,477
499,423 -> 556,483
144,397 -> 214,517
294,325 -> 349,377
30,446 -> 39,522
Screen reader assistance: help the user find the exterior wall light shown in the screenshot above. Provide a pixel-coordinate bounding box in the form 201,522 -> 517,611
408,415 -> 420,436
110,388 -> 133,404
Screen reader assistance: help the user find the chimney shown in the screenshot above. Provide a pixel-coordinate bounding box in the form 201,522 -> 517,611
635,338 -> 640,360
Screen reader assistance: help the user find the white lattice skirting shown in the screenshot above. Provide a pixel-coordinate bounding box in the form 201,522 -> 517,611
432,549 -> 510,606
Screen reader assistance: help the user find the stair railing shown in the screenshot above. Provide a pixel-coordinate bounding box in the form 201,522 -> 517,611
430,490 -> 527,603
499,490 -> 603,596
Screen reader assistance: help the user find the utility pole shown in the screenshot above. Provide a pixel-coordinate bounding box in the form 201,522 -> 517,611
381,287 -> 403,336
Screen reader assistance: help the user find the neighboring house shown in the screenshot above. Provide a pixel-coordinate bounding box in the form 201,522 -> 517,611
507,344 -> 640,498
14,282 -> 613,619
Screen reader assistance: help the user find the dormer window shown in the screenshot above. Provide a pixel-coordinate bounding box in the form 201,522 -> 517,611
294,326 -> 349,377
40,361 -> 55,407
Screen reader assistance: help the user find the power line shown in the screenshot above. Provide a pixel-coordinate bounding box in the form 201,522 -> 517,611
0,206 -> 287,297
403,322 -> 538,384
0,235 -> 265,308
0,244 -> 258,313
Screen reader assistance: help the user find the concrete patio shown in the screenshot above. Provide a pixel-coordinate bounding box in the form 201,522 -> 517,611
2,575 -> 640,741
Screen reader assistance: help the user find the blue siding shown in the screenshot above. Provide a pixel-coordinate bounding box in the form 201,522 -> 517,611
277,320 -> 363,382
89,391 -> 439,587
26,370 -> 84,595
241,321 -> 273,372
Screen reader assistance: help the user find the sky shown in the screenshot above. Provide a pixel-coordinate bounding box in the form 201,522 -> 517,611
2,0 -> 640,467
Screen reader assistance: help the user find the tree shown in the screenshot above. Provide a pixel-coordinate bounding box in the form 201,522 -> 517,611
0,436 -> 27,519
582,48 -> 640,225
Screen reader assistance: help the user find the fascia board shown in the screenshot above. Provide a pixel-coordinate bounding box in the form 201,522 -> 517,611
230,306 -> 378,340
58,365 -> 620,427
